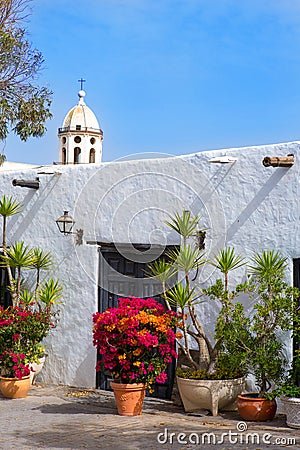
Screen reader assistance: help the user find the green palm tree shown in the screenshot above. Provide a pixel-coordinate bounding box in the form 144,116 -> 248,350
168,245 -> 205,292
165,283 -> 201,369
164,211 -> 209,369
0,241 -> 35,305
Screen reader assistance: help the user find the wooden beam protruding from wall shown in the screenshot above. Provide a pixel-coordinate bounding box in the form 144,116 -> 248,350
262,155 -> 294,168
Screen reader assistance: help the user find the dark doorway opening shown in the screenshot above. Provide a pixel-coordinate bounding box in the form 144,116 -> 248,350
0,259 -> 13,308
97,243 -> 177,399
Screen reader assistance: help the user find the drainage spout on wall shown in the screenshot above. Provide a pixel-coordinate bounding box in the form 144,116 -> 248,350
12,178 -> 40,189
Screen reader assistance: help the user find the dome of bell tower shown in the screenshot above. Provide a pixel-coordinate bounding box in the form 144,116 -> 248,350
62,90 -> 100,131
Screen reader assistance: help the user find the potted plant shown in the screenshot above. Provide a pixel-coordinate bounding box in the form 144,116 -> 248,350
0,281 -> 61,392
273,312 -> 300,428
237,250 -> 300,421
0,351 -> 32,398
92,297 -> 179,416
147,211 -> 249,416
277,382 -> 300,429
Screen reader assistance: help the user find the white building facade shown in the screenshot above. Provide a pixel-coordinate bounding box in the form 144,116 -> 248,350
1,93 -> 299,389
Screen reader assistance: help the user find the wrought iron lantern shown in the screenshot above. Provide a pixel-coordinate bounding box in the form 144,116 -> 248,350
55,211 -> 75,235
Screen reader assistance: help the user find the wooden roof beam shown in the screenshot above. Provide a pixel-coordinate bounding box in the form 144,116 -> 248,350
262,155 -> 294,168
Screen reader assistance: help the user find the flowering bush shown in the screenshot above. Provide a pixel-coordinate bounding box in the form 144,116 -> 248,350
93,297 -> 179,390
0,301 -> 59,378
0,351 -> 31,379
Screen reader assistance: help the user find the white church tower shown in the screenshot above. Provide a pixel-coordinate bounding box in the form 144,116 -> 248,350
58,84 -> 103,164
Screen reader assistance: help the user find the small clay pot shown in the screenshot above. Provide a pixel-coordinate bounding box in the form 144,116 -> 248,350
237,393 -> 277,421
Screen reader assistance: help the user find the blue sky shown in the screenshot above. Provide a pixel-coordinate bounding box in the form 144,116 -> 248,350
5,0 -> 300,164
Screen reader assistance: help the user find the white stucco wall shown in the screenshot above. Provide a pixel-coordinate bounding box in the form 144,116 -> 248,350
0,140 -> 299,388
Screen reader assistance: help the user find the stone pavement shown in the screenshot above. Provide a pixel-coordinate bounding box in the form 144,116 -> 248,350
0,384 -> 300,450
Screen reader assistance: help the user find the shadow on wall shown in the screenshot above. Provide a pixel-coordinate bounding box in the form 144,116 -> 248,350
227,168 -> 289,241
10,174 -> 62,242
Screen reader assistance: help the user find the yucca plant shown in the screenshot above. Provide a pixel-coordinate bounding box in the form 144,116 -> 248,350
148,211 -> 248,377
210,247 -> 246,293
0,194 -> 62,308
203,247 -> 250,375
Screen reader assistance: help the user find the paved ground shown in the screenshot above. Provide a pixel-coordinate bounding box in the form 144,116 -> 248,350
0,384 -> 300,450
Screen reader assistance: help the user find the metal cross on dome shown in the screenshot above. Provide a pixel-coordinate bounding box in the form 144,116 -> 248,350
78,78 -> 86,90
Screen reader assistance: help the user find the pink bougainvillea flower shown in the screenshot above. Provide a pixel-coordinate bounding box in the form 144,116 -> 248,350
92,297 -> 179,390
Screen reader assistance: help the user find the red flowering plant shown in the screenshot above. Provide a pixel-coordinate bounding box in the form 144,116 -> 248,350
92,297 -> 179,391
0,288 -> 61,378
0,351 -> 31,379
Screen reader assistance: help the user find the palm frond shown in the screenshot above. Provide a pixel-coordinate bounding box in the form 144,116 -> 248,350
248,250 -> 287,279
20,289 -> 34,306
210,247 -> 246,274
0,195 -> 22,217
38,279 -> 63,306
0,241 -> 34,269
30,248 -> 53,270
165,210 -> 200,238
145,259 -> 177,283
165,283 -> 199,309
168,245 -> 205,273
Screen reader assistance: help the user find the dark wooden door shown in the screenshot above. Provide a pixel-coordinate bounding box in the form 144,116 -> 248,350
97,243 -> 176,399
0,266 -> 13,308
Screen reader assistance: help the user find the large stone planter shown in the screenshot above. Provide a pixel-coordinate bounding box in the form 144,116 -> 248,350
176,376 -> 246,416
30,356 -> 46,385
281,396 -> 300,429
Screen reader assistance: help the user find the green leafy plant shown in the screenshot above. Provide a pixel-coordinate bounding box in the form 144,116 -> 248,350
147,211 -> 249,379
240,251 -> 300,397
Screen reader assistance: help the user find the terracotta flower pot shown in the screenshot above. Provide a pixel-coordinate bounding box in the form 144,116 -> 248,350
237,393 -> 277,421
110,381 -> 146,416
0,375 -> 31,399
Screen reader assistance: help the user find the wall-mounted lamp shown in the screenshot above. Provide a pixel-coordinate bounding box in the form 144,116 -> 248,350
55,211 -> 83,245
208,156 -> 237,164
